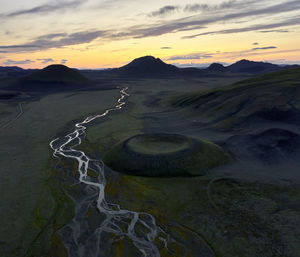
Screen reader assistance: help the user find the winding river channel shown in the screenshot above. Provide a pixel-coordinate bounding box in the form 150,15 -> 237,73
49,88 -> 169,257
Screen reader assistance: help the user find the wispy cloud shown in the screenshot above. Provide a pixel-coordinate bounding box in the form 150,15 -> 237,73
164,48 -> 300,64
1,1 -> 299,53
252,46 -> 277,50
263,59 -> 300,65
4,59 -> 35,65
150,5 -> 179,17
165,53 -> 213,61
140,1 -> 300,39
259,29 -> 290,33
161,46 -> 172,49
182,17 -> 300,39
0,45 -> 39,49
37,58 -> 55,64
171,62 -> 229,68
0,30 -> 107,52
148,0 -> 256,17
3,0 -> 85,18
222,48 -> 300,59
223,47 -> 300,60
61,59 -> 68,64
36,33 -> 68,40
184,0 -> 241,13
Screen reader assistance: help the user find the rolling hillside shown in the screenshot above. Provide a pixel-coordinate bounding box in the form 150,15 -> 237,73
171,67 -> 300,128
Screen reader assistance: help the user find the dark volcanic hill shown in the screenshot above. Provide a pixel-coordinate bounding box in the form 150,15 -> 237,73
204,59 -> 283,74
227,59 -> 280,74
206,63 -> 227,72
116,56 -> 180,77
107,55 -> 206,78
0,66 -> 36,79
8,64 -> 92,91
25,64 -> 90,84
0,66 -> 24,72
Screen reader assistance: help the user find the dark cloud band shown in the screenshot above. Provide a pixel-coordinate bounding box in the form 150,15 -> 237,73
0,30 -> 107,52
4,0 -> 84,18
150,6 -> 179,17
4,59 -> 35,65
1,1 -> 299,53
166,53 -> 213,61
252,46 -> 277,50
182,17 -> 300,39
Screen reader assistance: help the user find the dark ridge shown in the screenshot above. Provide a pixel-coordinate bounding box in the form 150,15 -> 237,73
227,59 -> 280,74
0,66 -> 36,80
25,64 -> 90,83
106,55 -> 206,78
102,56 -> 291,78
79,56 -> 298,80
206,63 -> 227,72
116,56 -> 180,77
0,66 -> 24,71
6,64 -> 93,91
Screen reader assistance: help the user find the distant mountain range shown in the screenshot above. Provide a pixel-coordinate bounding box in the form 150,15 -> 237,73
0,56 -> 299,84
102,56 -> 298,78
207,59 -> 282,74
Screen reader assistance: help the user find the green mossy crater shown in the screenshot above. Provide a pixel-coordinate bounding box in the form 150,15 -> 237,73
103,133 -> 231,177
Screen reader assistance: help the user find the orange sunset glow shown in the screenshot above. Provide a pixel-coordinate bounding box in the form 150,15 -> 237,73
1,0 -> 300,69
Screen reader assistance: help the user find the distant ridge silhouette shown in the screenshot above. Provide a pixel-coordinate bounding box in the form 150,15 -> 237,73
110,56 -> 293,77
226,59 -> 280,74
0,66 -> 24,71
7,64 -> 92,91
25,64 -> 90,84
206,63 -> 227,72
116,56 -> 180,77
1,57 -> 299,83
0,66 -> 35,79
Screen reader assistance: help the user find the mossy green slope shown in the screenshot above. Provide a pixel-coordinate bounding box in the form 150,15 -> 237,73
103,133 -> 231,177
170,67 -> 300,128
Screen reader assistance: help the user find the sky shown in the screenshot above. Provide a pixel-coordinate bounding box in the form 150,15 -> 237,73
0,0 -> 300,69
